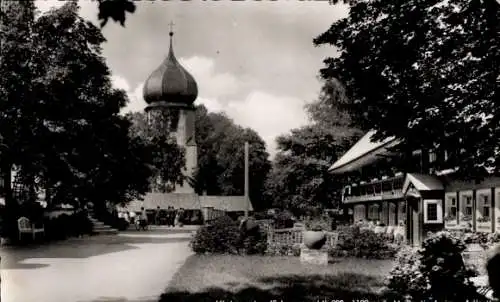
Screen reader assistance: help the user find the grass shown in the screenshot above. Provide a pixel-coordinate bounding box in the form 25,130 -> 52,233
161,254 -> 394,301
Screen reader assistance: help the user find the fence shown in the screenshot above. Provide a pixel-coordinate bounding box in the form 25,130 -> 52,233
202,207 -> 226,223
267,227 -> 339,248
255,219 -> 274,233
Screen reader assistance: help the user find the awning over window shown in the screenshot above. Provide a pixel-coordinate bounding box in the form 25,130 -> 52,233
328,130 -> 399,174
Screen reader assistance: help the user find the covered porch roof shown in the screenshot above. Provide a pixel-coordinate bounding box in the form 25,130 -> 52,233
329,130 -> 399,174
403,173 -> 444,198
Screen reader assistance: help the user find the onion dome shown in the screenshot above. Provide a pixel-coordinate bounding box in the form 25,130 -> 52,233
143,30 -> 198,106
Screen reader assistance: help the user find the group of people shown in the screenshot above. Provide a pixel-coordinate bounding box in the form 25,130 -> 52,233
114,204 -> 186,228
154,206 -> 184,227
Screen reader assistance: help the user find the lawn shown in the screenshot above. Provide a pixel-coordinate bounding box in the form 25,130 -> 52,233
161,255 -> 394,301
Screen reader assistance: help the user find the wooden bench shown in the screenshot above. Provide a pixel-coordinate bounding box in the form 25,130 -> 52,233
18,217 -> 45,241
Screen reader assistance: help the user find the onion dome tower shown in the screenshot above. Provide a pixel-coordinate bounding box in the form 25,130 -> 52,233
143,24 -> 198,194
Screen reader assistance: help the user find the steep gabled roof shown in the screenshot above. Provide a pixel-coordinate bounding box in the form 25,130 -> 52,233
199,196 -> 253,212
402,173 -> 444,194
329,130 -> 399,174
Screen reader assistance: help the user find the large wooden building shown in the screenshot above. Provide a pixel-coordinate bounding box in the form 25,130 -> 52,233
330,130 -> 500,246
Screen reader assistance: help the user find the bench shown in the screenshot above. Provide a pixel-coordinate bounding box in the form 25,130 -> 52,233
18,217 -> 45,241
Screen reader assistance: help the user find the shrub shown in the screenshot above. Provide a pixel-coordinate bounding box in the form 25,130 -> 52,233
190,215 -> 241,254
238,217 -> 267,255
450,230 -> 500,250
331,225 -> 398,259
44,212 -> 94,241
385,231 -> 480,302
241,231 -> 268,255
385,246 -> 428,301
273,210 -> 295,229
305,217 -> 331,231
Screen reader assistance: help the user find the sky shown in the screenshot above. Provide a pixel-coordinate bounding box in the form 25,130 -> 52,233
35,0 -> 348,157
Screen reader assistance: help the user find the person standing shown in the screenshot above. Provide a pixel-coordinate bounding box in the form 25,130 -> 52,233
166,206 -> 173,227
154,206 -> 161,225
139,207 -> 148,231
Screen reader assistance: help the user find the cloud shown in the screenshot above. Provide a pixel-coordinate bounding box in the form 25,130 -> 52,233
199,92 -> 309,157
180,56 -> 241,99
110,75 -> 145,114
111,56 -> 311,156
179,56 -> 310,156
35,0 -> 97,21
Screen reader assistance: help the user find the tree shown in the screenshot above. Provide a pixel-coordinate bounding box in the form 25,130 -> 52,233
315,0 -> 500,179
0,1 -> 154,212
194,105 -> 271,210
264,80 -> 362,215
126,111 -> 185,192
97,0 -> 136,27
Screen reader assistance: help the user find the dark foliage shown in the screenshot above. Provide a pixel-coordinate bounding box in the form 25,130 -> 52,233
190,216 -> 267,255
160,273 -> 385,302
43,213 -> 93,241
331,225 -> 397,259
0,2 -> 154,220
316,0 -> 500,180
264,80 -> 362,214
386,231 -> 480,301
273,210 -> 295,229
190,216 -> 240,254
194,106 -> 271,211
97,0 -> 136,27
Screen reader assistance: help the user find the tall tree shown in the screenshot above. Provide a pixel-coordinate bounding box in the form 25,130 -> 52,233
194,105 -> 271,210
264,80 -> 362,214
126,111 -> 185,192
315,0 -> 500,179
0,1 -> 154,211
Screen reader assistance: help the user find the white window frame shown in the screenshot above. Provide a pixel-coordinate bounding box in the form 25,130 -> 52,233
424,199 -> 443,224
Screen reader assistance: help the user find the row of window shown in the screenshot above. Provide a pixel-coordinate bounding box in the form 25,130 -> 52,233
446,194 -> 491,220
366,203 -> 406,221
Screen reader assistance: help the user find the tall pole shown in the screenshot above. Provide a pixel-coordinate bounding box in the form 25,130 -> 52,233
244,141 -> 249,218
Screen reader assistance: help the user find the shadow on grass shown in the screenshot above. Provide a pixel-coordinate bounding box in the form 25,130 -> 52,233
160,273 -> 385,302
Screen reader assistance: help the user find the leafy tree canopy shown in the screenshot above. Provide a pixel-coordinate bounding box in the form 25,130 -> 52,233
97,0 -> 135,27
264,80 -> 362,215
194,105 -> 271,210
0,1 -> 154,208
316,0 -> 500,179
126,111 -> 185,193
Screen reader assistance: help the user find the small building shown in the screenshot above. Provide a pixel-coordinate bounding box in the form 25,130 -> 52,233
126,193 -> 253,223
330,130 -> 500,246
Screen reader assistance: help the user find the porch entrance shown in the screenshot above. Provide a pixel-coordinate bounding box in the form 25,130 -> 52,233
407,197 -> 421,246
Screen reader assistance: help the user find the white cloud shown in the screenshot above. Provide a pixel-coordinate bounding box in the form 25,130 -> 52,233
111,75 -> 130,92
180,56 -> 241,98
199,92 -> 309,157
110,59 -> 310,157
35,0 -> 97,20
179,56 -> 310,156
111,75 -> 145,114
35,0 -> 65,14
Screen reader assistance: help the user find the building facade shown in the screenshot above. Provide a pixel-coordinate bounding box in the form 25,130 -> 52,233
330,130 -> 500,246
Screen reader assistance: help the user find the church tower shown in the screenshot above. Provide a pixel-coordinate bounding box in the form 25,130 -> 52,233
142,26 -> 198,194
